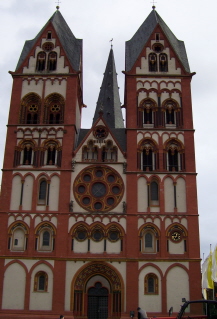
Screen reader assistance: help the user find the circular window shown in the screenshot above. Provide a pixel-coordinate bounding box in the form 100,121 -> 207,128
78,185 -> 85,194
51,104 -> 60,112
83,174 -> 91,182
107,174 -> 115,183
94,126 -> 108,139
95,170 -> 103,177
29,104 -> 38,112
42,42 -> 54,51
94,201 -> 103,210
92,230 -> 103,241
73,166 -> 124,212
107,197 -> 114,205
112,186 -> 120,194
92,182 -> 106,197
108,231 -> 119,242
82,197 -> 91,205
76,230 -> 87,241
152,43 -> 164,53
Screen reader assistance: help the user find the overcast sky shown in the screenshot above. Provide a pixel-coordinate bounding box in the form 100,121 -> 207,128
0,0 -> 216,261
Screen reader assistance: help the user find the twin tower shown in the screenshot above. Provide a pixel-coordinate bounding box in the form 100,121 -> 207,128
0,7 -> 201,319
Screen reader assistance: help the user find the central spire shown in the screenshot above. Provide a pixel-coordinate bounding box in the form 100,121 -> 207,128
92,48 -> 124,128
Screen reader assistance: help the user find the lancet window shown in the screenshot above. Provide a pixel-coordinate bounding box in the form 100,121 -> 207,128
165,139 -> 185,172
44,93 -> 65,124
19,92 -> 41,124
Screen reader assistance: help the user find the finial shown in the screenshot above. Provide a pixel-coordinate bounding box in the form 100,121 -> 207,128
56,0 -> 61,9
151,0 -> 157,9
110,38 -> 113,48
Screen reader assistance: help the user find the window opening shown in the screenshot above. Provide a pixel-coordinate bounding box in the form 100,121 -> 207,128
149,53 -> 157,72
145,233 -> 152,248
42,231 -> 50,246
47,52 -> 57,71
36,52 -> 46,71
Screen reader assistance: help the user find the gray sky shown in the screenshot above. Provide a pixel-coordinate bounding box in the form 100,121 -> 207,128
0,0 -> 216,260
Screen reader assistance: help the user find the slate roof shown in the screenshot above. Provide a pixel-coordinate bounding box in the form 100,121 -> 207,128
16,9 -> 82,72
125,8 -> 190,73
92,48 -> 124,129
76,127 -> 126,153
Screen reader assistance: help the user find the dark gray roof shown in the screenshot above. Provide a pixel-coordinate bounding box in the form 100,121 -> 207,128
110,128 -> 126,152
76,129 -> 89,148
125,9 -> 190,73
92,48 -> 124,128
76,127 -> 126,153
16,9 -> 82,72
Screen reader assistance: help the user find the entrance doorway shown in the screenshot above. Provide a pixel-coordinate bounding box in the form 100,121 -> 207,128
88,282 -> 108,319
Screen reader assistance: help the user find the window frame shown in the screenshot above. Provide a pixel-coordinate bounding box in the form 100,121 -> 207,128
144,273 -> 159,295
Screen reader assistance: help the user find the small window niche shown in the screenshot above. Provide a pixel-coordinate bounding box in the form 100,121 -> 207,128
155,33 -> 160,41
47,31 -> 52,40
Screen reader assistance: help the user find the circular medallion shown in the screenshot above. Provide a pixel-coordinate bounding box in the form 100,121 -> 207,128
42,42 -> 54,51
73,165 -> 124,212
171,231 -> 182,242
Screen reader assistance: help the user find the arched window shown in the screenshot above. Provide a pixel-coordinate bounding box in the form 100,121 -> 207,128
44,93 -> 65,124
9,223 -> 28,251
140,225 -> 159,253
165,140 -> 184,172
14,140 -> 36,167
41,140 -> 62,167
144,273 -> 158,294
36,51 -> 46,71
20,93 -> 41,124
159,53 -> 168,72
102,141 -> 117,162
163,100 -> 181,127
149,53 -> 157,71
47,52 -> 57,71
138,139 -> 158,171
82,141 -> 98,161
42,231 -> 50,246
34,271 -> 48,292
138,99 -> 157,128
22,142 -> 34,165
145,233 -> 152,248
150,180 -> 159,205
36,224 -> 55,251
38,179 -> 48,205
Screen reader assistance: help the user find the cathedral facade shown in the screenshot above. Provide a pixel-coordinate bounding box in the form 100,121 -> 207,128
0,7 -> 201,319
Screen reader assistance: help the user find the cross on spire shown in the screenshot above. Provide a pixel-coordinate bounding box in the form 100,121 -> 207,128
110,38 -> 113,48
55,0 -> 61,9
151,0 -> 157,9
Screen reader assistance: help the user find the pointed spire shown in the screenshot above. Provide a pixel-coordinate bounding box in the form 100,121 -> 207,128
125,10 -> 190,72
92,49 -> 124,128
16,10 -> 82,72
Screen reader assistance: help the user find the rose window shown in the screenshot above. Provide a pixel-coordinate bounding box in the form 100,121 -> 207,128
73,165 -> 124,212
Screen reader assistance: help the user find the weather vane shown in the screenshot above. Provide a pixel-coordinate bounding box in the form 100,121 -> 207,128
151,0 -> 157,9
110,38 -> 113,48
55,0 -> 61,9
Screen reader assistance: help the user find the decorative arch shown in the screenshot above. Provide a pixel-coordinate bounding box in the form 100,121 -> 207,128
72,262 -> 124,318
41,139 -> 62,166
164,138 -> 185,172
138,98 -> 157,128
19,92 -> 41,124
8,221 -> 29,251
137,138 -> 159,171
44,93 -> 65,124
102,140 -> 117,162
35,222 -> 56,252
139,223 -> 160,253
162,98 -> 182,127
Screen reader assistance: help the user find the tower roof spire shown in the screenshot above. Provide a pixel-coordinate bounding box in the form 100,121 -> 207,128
92,48 -> 124,128
125,9 -> 190,72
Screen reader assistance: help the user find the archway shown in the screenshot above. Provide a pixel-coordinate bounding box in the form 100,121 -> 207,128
72,262 -> 123,319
